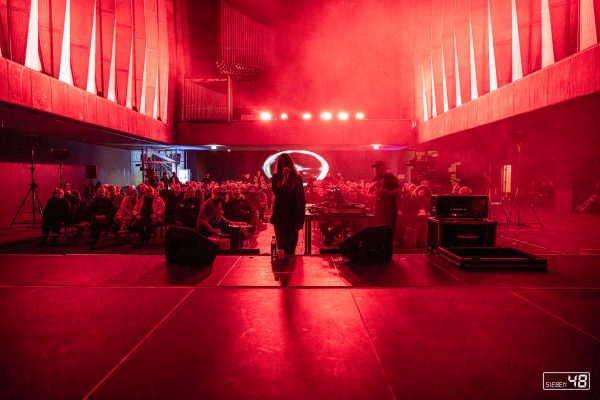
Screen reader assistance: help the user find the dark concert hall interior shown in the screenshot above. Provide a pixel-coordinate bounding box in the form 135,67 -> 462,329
0,0 -> 599,398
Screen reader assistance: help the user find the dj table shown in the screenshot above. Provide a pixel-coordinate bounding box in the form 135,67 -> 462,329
304,208 -> 374,255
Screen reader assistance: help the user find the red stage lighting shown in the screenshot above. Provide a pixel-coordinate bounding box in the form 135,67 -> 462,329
321,111 -> 333,121
372,144 -> 380,150
260,112 -> 272,121
338,111 -> 349,120
280,113 -> 288,120
356,112 -> 365,119
302,113 -> 312,120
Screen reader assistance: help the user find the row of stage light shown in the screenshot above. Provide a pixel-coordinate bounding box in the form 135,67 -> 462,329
258,111 -> 365,121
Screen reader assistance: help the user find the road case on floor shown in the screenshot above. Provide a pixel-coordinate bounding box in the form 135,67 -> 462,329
438,247 -> 547,269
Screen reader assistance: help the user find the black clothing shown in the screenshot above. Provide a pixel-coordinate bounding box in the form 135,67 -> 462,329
177,197 -> 200,228
373,172 -> 399,231
160,177 -> 169,187
42,197 -> 70,235
64,192 -> 80,222
88,197 -> 115,221
274,225 -> 299,255
87,197 -> 115,245
159,188 -> 170,202
140,196 -> 154,217
270,172 -> 306,255
132,216 -> 158,244
270,173 -> 306,228
224,197 -> 253,223
165,192 -> 183,224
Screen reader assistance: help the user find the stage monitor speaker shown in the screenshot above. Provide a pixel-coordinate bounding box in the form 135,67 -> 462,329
165,226 -> 219,266
339,225 -> 393,263
85,165 -> 97,179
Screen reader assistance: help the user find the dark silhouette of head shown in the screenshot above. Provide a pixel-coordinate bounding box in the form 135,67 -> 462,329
276,153 -> 298,176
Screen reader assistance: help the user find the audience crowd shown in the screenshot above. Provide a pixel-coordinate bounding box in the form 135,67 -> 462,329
40,169 -> 474,251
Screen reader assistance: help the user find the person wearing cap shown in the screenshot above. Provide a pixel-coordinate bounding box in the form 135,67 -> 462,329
196,186 -> 242,249
369,160 -> 400,234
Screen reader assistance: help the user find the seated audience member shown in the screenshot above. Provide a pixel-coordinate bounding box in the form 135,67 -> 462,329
224,184 -> 253,224
176,186 -> 201,228
63,182 -> 80,221
87,187 -> 115,249
165,184 -> 183,224
40,188 -> 70,246
114,187 -> 138,231
132,186 -> 166,245
246,185 -> 262,218
196,186 -> 241,249
107,185 -> 124,210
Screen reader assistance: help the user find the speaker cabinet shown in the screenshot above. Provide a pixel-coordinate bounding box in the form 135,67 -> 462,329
165,226 -> 219,266
339,225 -> 393,263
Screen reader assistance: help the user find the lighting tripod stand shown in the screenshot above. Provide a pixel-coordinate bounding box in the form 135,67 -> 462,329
506,142 -> 542,227
10,140 -> 44,228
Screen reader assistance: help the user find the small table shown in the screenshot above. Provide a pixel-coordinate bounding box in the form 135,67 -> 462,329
304,209 -> 374,255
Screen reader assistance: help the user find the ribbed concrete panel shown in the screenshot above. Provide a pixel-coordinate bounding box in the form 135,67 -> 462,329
70,0 -> 94,90
8,61 -> 32,106
95,0 -> 115,97
548,0 -> 575,61
5,0 -> 31,65
0,0 -> 9,57
418,45 -> 599,141
580,0 -> 597,50
531,0 -> 543,72
0,58 -> 8,101
595,0 -> 600,41
470,0 -> 488,95
132,0 -> 146,111
158,0 -> 168,121
39,0 -> 65,78
515,0 -> 533,76
490,0 -> 512,87
115,0 -> 132,106
144,0 -> 158,117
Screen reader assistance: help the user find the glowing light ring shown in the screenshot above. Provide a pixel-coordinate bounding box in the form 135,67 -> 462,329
262,150 -> 330,183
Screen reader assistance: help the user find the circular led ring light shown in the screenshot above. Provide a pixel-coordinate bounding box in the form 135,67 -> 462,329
262,150 -> 330,182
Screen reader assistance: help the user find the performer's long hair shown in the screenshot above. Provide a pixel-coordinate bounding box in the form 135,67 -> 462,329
275,153 -> 299,176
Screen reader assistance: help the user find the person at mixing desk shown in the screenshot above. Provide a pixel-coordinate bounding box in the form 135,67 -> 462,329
369,160 -> 399,233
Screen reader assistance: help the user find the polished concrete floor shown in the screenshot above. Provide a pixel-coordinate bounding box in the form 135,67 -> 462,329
1,210 -> 599,399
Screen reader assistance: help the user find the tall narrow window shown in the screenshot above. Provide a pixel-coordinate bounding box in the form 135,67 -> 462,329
511,0 -> 523,81
579,0 -> 598,50
487,0 -> 498,91
59,0 -> 74,84
25,0 -> 42,71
